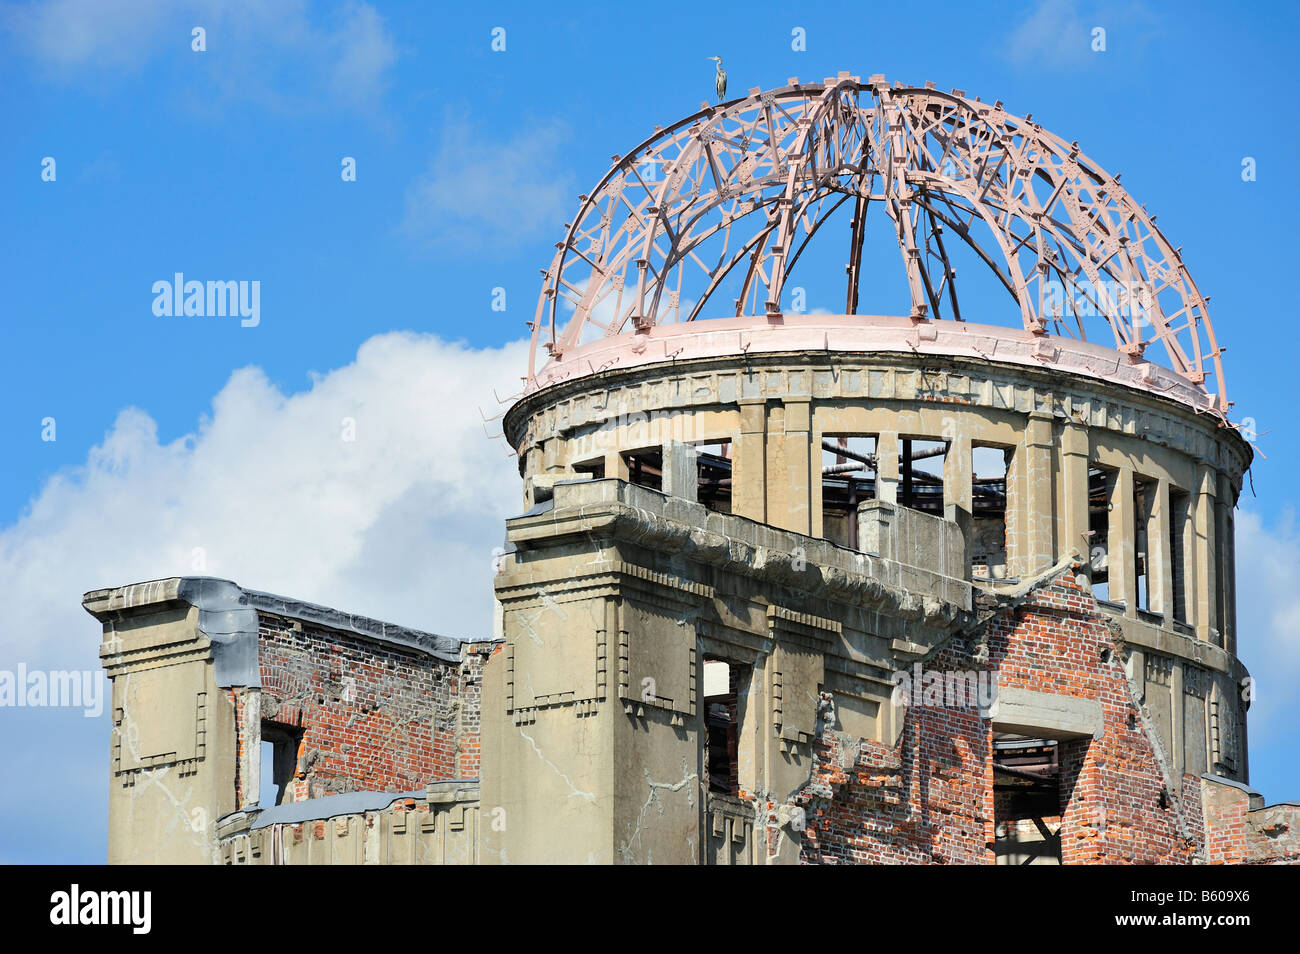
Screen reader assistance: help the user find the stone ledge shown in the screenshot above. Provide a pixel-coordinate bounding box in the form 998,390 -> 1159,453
84,576 -> 479,687
984,685 -> 1104,740
500,478 -> 972,628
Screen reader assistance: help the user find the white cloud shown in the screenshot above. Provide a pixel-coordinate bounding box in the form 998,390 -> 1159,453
3,0 -> 173,71
326,1 -> 397,110
1001,0 -> 1157,71
0,331 -> 528,861
3,0 -> 399,112
1003,0 -> 1090,69
1,331 -> 527,671
401,114 -> 575,250
1234,508 -> 1300,749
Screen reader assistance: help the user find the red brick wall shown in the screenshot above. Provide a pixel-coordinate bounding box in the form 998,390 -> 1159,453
245,614 -> 492,803
455,642 -> 495,780
230,689 -> 249,806
796,569 -> 1201,864
1202,776 -> 1300,864
796,649 -> 990,864
988,576 -> 1196,864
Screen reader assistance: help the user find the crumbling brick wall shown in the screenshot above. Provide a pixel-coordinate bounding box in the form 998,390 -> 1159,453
987,575 -> 1196,864
235,614 -> 493,804
796,646 -> 990,864
1202,776 -> 1300,864
455,641 -> 497,780
796,569 -> 1201,864
1181,773 -> 1206,858
231,690 -> 250,806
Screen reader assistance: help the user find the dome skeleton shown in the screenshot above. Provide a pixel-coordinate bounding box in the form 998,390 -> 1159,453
529,74 -> 1227,414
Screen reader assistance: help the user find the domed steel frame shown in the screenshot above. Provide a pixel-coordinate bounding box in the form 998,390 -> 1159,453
528,73 -> 1228,413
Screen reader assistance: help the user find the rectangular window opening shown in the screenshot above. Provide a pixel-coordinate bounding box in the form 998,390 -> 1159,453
622,448 -> 662,492
695,441 -> 732,514
1170,487 -> 1190,624
992,736 -> 1062,865
702,658 -> 745,796
1134,476 -> 1154,614
900,438 -> 946,514
820,435 -> 877,548
972,444 -> 1010,580
1089,465 -> 1114,604
259,722 -> 303,809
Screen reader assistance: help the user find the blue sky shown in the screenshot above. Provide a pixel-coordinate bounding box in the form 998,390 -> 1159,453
1,0 -> 1297,863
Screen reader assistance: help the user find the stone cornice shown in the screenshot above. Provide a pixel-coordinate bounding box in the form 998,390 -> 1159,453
500,480 -> 972,630
505,345 -> 1251,482
84,576 -> 471,688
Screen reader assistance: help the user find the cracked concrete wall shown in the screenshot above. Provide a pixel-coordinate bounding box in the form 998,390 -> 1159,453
484,478 -> 971,864
91,597 -> 237,864
84,578 -> 488,864
219,785 -> 482,865
478,580 -> 615,864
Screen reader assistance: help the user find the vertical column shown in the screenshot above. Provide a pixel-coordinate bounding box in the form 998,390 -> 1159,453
876,432 -> 900,504
604,450 -> 629,482
1171,661 -> 1186,780
1194,464 -> 1219,644
1015,411 -> 1055,577
943,433 -> 973,575
810,422 -> 824,540
85,584 -> 240,864
733,399 -> 767,522
1149,478 -> 1173,621
1240,693 -> 1250,783
661,441 -> 698,503
1217,473 -> 1236,654
1172,490 -> 1194,625
1060,423 -> 1091,572
542,437 -> 566,474
1109,467 -> 1137,617
1224,516 -> 1237,655
773,397 -> 812,535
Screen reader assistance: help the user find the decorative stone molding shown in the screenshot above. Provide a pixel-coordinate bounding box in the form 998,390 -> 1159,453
504,341 -> 1250,484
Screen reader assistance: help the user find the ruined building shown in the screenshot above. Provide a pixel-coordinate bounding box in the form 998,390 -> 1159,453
85,76 -> 1298,864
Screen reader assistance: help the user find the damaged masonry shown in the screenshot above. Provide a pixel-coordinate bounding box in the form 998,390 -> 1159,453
84,77 -> 1298,865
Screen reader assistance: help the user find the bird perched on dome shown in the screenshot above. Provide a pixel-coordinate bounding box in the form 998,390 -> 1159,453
707,56 -> 727,101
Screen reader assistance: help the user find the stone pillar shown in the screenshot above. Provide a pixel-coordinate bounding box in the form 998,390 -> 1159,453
1060,423 -> 1091,573
1194,464 -> 1219,644
1109,467 -> 1137,617
876,432 -> 900,505
942,434 -> 973,575
1014,411 -> 1055,577
486,500 -> 712,864
1171,490 -> 1194,626
604,450 -> 629,482
768,397 -> 811,535
1240,692 -> 1250,784
83,579 -> 245,865
1149,478 -> 1173,621
733,399 -> 766,522
542,437 -> 566,474
1217,472 -> 1236,654
1171,660 -> 1186,780
661,441 -> 698,503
